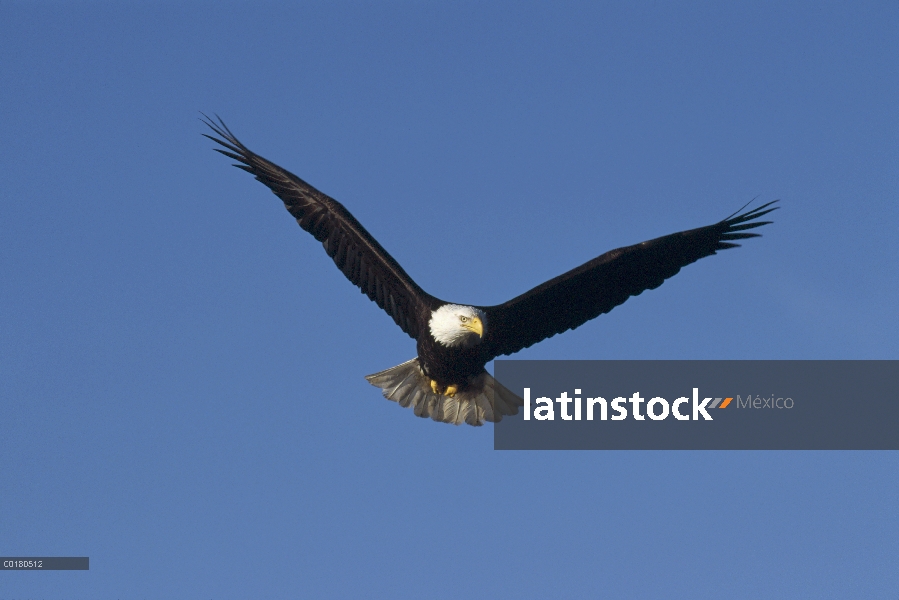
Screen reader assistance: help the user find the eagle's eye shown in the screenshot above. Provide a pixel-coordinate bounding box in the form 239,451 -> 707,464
460,316 -> 469,323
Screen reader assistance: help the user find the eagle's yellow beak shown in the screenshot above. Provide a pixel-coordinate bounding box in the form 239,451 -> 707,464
462,316 -> 484,337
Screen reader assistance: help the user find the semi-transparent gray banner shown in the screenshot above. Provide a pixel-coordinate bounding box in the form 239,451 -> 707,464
1,557 -> 89,570
493,361 -> 898,450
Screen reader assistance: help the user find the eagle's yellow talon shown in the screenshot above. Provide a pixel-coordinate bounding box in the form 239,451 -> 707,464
429,379 -> 458,397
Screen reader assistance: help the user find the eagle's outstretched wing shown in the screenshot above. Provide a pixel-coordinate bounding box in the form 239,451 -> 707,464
480,201 -> 778,359
203,116 -> 437,339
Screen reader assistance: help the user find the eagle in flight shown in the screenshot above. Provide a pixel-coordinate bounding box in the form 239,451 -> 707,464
203,116 -> 777,426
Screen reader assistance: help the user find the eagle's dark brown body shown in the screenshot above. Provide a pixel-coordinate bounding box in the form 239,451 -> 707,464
416,335 -> 487,392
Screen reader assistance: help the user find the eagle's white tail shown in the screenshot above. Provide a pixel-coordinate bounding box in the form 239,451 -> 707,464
365,359 -> 522,426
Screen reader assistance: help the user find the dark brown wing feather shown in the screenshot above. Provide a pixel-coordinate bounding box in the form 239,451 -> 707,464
480,201 -> 778,359
203,116 -> 437,339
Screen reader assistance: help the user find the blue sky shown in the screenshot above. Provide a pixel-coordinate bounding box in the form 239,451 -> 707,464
1,2 -> 897,597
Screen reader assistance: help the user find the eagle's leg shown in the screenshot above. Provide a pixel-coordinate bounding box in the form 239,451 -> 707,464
429,379 -> 458,397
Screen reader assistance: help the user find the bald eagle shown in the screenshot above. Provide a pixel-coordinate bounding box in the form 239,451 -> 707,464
203,116 -> 777,426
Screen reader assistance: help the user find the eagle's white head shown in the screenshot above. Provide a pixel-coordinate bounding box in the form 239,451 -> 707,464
429,304 -> 487,348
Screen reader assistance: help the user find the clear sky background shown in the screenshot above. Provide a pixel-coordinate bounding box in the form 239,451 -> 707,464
2,2 -> 897,597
